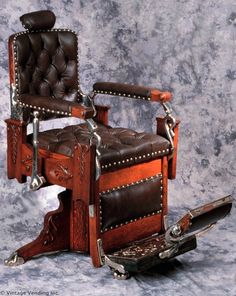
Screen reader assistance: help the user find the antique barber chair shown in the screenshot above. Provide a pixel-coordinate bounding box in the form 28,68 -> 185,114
5,10 -> 233,279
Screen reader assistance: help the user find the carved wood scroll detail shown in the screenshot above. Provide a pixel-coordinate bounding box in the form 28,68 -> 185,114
79,145 -> 90,183
10,124 -> 20,164
43,216 -> 58,246
54,162 -> 73,182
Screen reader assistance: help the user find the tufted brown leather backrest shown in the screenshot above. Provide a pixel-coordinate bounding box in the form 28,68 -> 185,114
9,10 -> 81,120
14,30 -> 79,101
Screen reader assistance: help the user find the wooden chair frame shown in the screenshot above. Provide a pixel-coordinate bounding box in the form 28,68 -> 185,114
5,111 -> 180,267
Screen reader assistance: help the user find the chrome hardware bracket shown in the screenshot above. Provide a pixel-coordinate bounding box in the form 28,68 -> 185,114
4,252 -> 25,267
97,239 -> 129,279
10,83 -> 17,106
10,83 -> 23,120
29,111 -> 46,191
82,92 -> 97,117
82,92 -> 101,180
86,118 -> 102,180
89,204 -> 95,217
159,244 -> 179,259
163,214 -> 169,231
161,102 -> 176,159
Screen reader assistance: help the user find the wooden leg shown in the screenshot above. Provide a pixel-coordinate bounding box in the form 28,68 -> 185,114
5,190 -> 71,266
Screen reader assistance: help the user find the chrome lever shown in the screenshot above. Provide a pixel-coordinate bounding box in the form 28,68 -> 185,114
29,111 -> 45,191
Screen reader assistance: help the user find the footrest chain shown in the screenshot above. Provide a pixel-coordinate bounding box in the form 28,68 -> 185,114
97,239 -> 130,280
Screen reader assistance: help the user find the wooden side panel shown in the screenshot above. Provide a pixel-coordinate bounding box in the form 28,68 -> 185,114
99,159 -> 162,192
101,214 -> 162,253
89,159 -> 163,267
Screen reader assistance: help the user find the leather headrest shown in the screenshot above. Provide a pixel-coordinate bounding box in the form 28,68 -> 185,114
20,10 -> 56,31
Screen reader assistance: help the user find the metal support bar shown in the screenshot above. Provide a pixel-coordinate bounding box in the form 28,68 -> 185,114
10,83 -> 23,120
29,111 -> 46,191
82,92 -> 102,180
161,102 -> 176,158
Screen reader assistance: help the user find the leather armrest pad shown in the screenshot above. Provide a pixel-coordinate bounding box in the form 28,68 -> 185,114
93,82 -> 171,102
19,94 -> 94,119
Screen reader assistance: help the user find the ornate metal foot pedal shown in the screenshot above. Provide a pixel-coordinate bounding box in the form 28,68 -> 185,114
98,196 -> 233,278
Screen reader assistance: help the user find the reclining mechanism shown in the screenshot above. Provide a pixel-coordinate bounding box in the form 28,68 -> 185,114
4,10 -> 233,279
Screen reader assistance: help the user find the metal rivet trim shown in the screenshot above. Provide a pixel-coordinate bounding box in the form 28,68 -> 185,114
99,174 -> 163,232
94,89 -> 151,101
101,148 -> 169,169
12,28 -> 80,116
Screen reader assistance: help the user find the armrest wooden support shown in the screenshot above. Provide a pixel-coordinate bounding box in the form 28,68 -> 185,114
19,94 -> 95,120
94,104 -> 111,125
93,82 -> 172,103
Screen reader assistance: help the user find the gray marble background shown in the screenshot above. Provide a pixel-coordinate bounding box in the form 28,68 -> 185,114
0,0 -> 235,295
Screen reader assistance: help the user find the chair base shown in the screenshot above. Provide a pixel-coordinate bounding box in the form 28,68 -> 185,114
4,193 -> 233,282
5,190 -> 71,266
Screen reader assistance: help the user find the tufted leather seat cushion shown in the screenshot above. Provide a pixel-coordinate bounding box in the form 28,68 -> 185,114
28,123 -> 170,172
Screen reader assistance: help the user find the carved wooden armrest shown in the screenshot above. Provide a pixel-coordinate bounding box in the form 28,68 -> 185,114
19,94 -> 95,120
93,82 -> 171,102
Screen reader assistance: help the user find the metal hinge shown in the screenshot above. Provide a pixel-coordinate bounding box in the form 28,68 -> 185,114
97,239 -> 129,279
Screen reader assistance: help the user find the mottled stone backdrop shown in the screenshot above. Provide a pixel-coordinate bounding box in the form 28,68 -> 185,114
0,1 -> 235,295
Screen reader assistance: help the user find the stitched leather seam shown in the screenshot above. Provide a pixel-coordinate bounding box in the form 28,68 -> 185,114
99,174 -> 163,232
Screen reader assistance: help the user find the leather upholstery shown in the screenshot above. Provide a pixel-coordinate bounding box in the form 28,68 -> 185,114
28,123 -> 170,172
15,31 -> 78,102
100,174 -> 163,231
93,82 -> 172,102
19,94 -> 94,119
20,10 -> 56,31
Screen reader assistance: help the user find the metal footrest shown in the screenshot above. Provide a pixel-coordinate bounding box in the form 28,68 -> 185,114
107,233 -> 197,273
98,195 -> 233,277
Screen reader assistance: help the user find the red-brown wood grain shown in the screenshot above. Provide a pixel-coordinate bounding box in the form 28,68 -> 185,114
17,190 -> 71,262
101,214 -> 162,253
168,121 -> 180,179
5,119 -> 27,183
5,116 -> 170,267
99,159 -> 162,192
94,105 -> 110,125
